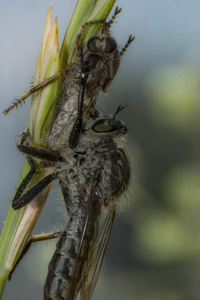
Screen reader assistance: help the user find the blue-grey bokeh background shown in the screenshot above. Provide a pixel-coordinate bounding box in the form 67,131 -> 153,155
1,1 -> 200,299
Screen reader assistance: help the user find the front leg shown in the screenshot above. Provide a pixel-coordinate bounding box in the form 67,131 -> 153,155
13,128 -> 62,210
17,128 -> 63,162
68,45 -> 87,149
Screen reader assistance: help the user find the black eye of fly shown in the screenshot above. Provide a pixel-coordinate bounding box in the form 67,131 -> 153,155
92,118 -> 126,134
104,37 -> 117,53
87,37 -> 98,52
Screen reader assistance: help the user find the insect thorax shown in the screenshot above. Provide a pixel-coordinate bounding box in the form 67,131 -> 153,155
59,133 -> 130,212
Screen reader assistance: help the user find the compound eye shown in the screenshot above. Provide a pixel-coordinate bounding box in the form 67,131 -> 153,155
104,37 -> 117,53
92,118 -> 124,134
87,37 -> 98,52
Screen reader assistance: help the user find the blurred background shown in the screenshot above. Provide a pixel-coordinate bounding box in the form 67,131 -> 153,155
1,0 -> 200,299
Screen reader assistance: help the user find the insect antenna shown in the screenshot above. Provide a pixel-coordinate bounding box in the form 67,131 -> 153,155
113,105 -> 127,119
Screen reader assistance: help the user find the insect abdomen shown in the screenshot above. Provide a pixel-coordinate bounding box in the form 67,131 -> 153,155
44,211 -> 86,300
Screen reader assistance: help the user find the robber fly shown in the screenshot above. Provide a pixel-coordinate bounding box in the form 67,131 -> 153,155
5,6 -> 133,300
12,107 -> 130,300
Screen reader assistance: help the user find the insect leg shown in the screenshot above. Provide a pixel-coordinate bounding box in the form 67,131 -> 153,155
120,35 -> 135,57
105,6 -> 122,29
68,19 -> 105,63
12,156 -> 36,208
13,129 -> 63,209
17,128 -> 63,162
3,69 -> 69,116
76,19 -> 104,43
29,231 -> 63,243
68,46 -> 87,149
9,231 -> 63,280
12,171 -> 59,210
87,107 -> 100,121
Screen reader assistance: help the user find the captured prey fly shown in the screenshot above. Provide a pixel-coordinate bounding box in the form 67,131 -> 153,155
12,107 -> 130,300
3,7 -> 134,150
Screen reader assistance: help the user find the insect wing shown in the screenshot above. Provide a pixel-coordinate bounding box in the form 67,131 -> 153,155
65,213 -> 90,300
62,185 -> 116,300
40,64 -> 91,151
40,71 -> 77,149
80,206 -> 116,300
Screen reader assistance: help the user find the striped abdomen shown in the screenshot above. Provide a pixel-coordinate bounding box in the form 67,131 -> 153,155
44,208 -> 88,300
